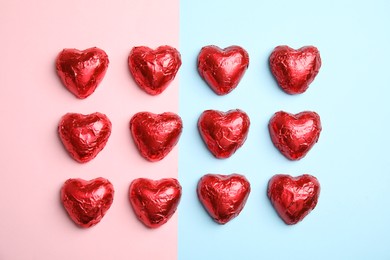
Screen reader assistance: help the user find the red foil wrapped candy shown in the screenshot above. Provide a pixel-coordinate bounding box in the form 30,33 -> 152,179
198,45 -> 249,95
128,45 -> 182,95
267,174 -> 320,225
56,47 -> 109,99
269,45 -> 321,94
61,177 -> 114,228
198,109 -> 250,159
268,111 -> 321,160
58,112 -> 112,163
129,178 -> 182,228
197,174 -> 251,224
130,112 -> 183,162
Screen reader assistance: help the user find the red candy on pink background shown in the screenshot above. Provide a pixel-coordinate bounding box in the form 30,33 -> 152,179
130,112 -> 183,162
268,111 -> 322,160
197,174 -> 251,224
56,47 -> 109,99
269,45 -> 321,95
267,174 -> 320,225
129,178 -> 182,228
58,112 -> 112,163
61,177 -> 114,228
198,109 -> 250,159
128,45 -> 182,95
198,45 -> 249,95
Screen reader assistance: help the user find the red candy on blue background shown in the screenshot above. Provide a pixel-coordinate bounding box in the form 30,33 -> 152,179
268,111 -> 322,160
267,174 -> 320,225
198,45 -> 249,95
197,174 -> 251,224
198,109 -> 250,159
269,45 -> 321,95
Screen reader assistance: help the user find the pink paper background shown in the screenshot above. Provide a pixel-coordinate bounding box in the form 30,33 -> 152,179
0,0 -> 179,259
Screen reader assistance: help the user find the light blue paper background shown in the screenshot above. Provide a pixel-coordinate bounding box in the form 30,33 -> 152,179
178,0 -> 390,259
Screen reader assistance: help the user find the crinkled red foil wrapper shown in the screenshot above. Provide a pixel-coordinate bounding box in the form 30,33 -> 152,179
129,178 -> 182,228
198,109 -> 250,159
269,45 -> 321,94
268,174 -> 320,225
58,112 -> 112,163
61,177 -> 114,228
128,46 -> 182,95
198,45 -> 249,95
268,111 -> 321,160
197,174 -> 251,224
56,47 -> 109,99
130,112 -> 183,162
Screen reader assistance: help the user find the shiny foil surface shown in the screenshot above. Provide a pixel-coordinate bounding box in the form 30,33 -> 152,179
198,45 -> 249,95
197,174 -> 251,224
61,177 -> 114,228
268,111 -> 321,160
128,46 -> 182,95
130,112 -> 183,162
267,174 -> 320,225
56,47 -> 109,99
129,178 -> 182,228
269,45 -> 321,95
58,112 -> 112,163
198,109 -> 250,159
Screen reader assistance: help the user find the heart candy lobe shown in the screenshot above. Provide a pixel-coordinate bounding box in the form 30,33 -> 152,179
198,45 -> 249,95
61,177 -> 114,228
197,174 -> 251,224
56,47 -> 109,99
269,45 -> 321,94
268,111 -> 321,160
267,174 -> 320,225
129,178 -> 182,228
128,45 -> 182,95
58,112 -> 112,163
